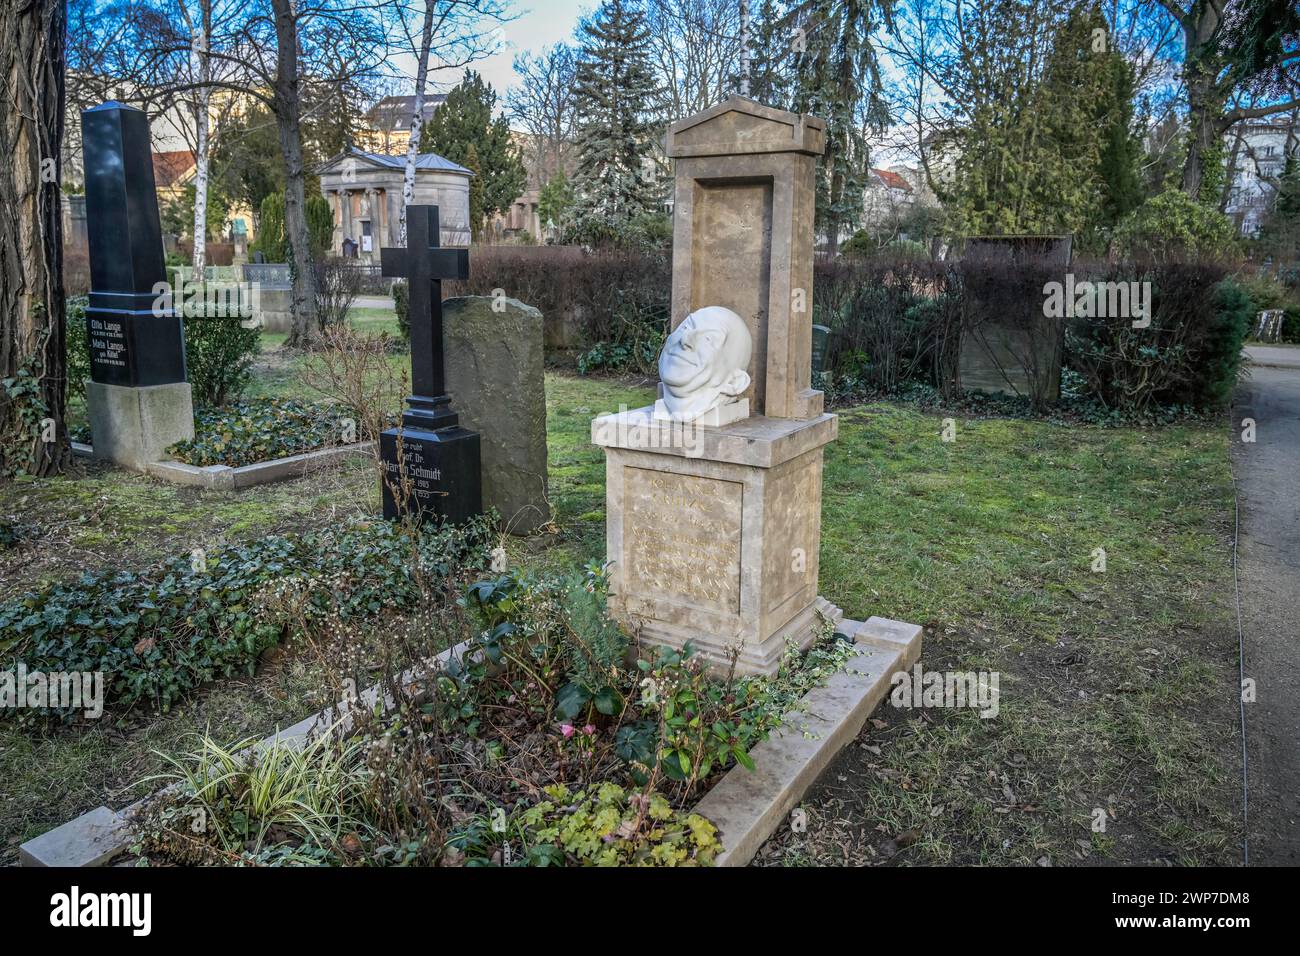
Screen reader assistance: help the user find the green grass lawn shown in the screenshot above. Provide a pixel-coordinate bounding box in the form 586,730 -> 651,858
0,373 -> 1239,866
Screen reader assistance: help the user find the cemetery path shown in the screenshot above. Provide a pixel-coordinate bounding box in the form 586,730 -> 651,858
1233,362 -> 1300,865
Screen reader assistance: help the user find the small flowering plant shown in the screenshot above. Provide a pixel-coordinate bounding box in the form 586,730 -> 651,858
557,721 -> 601,776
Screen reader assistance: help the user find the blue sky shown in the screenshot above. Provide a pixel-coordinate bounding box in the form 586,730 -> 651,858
417,0 -> 590,100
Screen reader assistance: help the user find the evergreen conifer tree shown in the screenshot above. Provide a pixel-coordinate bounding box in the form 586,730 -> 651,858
570,0 -> 665,236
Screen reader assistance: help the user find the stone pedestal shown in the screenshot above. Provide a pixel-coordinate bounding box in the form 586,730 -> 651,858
593,406 -> 839,675
87,381 -> 194,471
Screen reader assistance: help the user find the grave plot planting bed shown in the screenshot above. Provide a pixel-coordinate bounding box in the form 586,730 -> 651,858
73,398 -> 376,489
17,558 -> 915,867
24,613 -> 920,868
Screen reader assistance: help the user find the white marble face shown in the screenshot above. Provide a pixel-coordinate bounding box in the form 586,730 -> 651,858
657,306 -> 752,422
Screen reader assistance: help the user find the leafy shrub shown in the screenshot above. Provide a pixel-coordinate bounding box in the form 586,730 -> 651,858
1115,189 -> 1239,262
635,633 -> 857,787
575,286 -> 669,376
509,783 -> 719,866
392,280 -> 410,340
65,298 -> 257,409
814,255 -> 962,397
248,192 -> 331,262
1065,263 -> 1248,411
462,566 -> 856,794
65,296 -> 90,403
185,316 -> 260,406
312,257 -> 362,334
167,398 -> 343,467
0,518 -> 492,717
306,195 -> 335,259
252,193 -> 287,262
842,231 -> 929,260
563,211 -> 673,251
462,565 -> 630,726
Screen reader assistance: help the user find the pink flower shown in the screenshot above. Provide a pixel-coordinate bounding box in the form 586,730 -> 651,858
582,724 -> 596,736
561,723 -> 575,738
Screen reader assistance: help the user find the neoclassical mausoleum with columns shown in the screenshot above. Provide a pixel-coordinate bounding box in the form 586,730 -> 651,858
315,147 -> 473,258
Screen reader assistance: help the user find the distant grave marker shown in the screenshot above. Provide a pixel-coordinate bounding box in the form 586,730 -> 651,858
958,235 -> 1071,404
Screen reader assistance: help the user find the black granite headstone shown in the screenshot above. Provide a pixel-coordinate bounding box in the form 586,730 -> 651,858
378,205 -> 480,524
82,102 -> 187,387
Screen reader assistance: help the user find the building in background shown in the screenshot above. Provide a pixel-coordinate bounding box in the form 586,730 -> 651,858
355,94 -> 448,155
1224,114 -> 1298,236
152,149 -> 197,206
487,132 -> 554,242
316,147 -> 473,260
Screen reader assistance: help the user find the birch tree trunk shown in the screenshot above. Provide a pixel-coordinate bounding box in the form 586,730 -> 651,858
189,0 -> 213,273
0,0 -> 70,477
401,0 -> 437,245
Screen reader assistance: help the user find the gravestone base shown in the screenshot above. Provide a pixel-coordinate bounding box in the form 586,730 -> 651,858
379,425 -> 481,525
87,380 -> 194,471
593,406 -> 840,676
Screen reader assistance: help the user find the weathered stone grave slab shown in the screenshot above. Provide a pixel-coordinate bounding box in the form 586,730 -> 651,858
958,235 -> 1071,403
443,296 -> 552,534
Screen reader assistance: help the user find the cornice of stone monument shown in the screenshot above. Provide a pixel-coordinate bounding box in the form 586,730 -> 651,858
665,95 -> 827,159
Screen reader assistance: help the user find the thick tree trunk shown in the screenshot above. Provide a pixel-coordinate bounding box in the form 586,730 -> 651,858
0,0 -> 69,477
1181,72 -> 1220,200
1177,1 -> 1223,200
826,162 -> 843,256
271,0 -> 318,346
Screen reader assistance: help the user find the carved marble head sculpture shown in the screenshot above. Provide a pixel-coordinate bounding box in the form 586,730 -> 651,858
657,306 -> 752,422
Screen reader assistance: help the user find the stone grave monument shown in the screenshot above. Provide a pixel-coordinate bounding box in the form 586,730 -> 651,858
593,96 -> 863,675
82,102 -> 194,471
443,296 -> 552,534
958,234 -> 1072,403
378,205 -> 481,524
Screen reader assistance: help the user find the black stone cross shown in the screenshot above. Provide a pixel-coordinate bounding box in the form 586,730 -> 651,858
376,204 -> 480,524
381,205 -> 469,430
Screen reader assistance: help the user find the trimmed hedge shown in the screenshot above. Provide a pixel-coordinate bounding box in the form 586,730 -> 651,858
441,245 -> 671,353
813,255 -> 1251,412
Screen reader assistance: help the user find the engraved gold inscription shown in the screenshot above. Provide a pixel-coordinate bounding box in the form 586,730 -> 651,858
623,467 -> 742,614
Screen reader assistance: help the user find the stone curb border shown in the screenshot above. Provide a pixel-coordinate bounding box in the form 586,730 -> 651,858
72,441 -> 375,489
20,618 -> 921,868
697,615 -> 922,866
